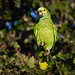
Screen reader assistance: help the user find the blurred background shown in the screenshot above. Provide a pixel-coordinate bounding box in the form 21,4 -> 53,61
0,0 -> 75,74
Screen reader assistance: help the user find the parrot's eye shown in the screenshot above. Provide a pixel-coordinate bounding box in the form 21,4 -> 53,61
44,9 -> 45,11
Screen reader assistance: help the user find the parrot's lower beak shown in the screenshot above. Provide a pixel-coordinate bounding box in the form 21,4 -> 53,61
38,11 -> 43,17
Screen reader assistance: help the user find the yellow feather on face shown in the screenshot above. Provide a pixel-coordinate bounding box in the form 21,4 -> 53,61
38,7 -> 45,10
42,11 -> 47,13
38,7 -> 47,14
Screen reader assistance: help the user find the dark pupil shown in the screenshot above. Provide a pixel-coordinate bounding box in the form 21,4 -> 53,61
44,9 -> 45,11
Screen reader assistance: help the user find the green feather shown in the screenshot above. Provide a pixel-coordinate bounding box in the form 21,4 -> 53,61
34,7 -> 57,51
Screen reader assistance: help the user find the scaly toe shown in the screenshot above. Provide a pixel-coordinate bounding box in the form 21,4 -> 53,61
44,49 -> 50,56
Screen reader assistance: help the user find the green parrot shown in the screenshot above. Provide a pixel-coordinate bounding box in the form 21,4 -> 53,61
34,7 -> 57,56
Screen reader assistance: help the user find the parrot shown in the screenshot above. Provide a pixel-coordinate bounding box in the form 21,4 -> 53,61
34,7 -> 57,56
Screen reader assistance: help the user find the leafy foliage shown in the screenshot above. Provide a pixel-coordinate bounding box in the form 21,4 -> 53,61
0,0 -> 75,75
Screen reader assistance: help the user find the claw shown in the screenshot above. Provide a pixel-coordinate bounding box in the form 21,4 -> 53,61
44,49 -> 50,56
15,48 -> 21,52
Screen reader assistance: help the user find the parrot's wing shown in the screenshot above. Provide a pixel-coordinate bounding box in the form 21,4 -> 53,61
53,24 -> 57,43
34,24 -> 40,43
34,24 -> 40,47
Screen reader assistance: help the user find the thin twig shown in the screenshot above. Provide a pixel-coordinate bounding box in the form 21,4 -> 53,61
49,54 -> 62,75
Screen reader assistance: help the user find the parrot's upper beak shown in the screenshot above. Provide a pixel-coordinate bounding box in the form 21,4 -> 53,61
38,11 -> 43,17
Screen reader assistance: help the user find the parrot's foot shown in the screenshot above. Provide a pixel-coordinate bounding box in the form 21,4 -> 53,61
15,48 -> 21,52
44,49 -> 50,56
40,42 -> 45,46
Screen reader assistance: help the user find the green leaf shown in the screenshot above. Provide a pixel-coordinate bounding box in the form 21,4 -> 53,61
3,55 -> 7,60
39,52 -> 43,57
57,52 -> 65,60
39,61 -> 48,70
73,58 -> 75,64
13,41 -> 20,48
27,56 -> 35,68
14,0 -> 21,8
49,60 -> 55,66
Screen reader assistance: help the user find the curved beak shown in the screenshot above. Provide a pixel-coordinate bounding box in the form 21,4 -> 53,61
38,11 -> 43,17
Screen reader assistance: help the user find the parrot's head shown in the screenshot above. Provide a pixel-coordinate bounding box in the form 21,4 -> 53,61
37,7 -> 51,19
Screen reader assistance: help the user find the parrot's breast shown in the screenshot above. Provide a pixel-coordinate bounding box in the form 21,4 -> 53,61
34,19 -> 54,50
